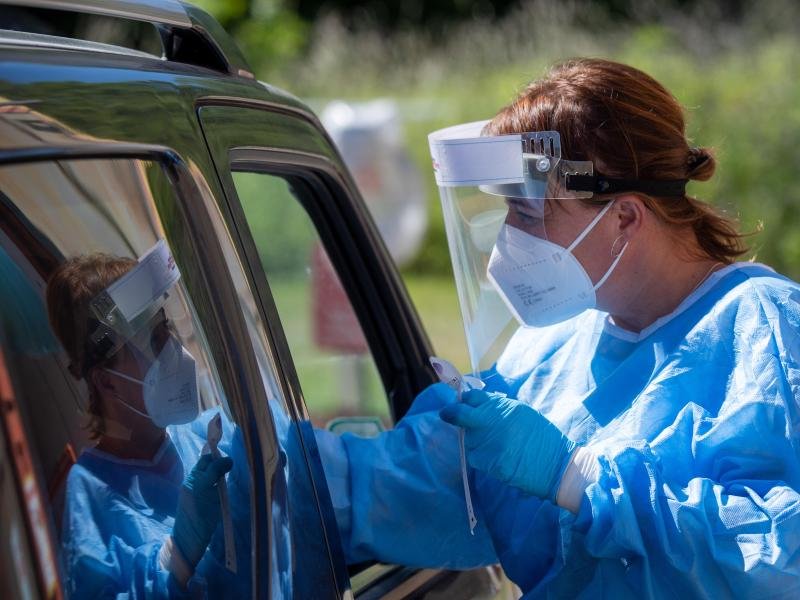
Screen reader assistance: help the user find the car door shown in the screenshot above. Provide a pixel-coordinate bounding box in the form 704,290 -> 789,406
0,100 -> 351,598
197,99 -> 510,599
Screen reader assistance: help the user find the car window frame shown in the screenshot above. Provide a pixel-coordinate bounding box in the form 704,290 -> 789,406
200,98 -> 441,594
213,149 -> 436,423
196,101 -> 438,422
227,156 -> 403,418
196,101 -> 459,595
0,143 -> 282,599
192,143 -> 356,594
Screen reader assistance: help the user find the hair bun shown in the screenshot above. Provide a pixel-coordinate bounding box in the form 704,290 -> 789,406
687,146 -> 716,181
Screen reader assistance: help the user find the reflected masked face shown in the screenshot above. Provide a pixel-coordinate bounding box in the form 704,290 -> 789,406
102,314 -> 200,429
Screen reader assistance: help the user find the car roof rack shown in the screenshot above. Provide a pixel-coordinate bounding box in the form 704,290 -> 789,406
0,0 -> 255,78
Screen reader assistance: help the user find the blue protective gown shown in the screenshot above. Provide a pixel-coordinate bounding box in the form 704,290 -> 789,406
318,263 -> 800,598
61,409 -> 251,599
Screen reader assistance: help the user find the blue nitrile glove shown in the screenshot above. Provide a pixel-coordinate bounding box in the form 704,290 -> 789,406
440,389 -> 576,501
172,454 -> 234,568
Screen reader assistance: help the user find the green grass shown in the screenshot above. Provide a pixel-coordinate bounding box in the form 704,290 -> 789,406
257,274 -> 469,423
402,273 -> 471,373
268,277 -> 392,425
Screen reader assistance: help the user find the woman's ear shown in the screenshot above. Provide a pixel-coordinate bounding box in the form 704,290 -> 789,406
614,194 -> 646,240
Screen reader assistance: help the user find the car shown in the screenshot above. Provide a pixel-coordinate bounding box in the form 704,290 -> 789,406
0,0 -> 512,598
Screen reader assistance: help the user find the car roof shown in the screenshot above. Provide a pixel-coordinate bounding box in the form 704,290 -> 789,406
0,0 -> 329,158
11,0 -> 195,28
2,0 -> 251,76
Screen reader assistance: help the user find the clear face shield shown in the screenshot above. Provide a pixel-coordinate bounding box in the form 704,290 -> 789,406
84,240 -> 200,427
430,121 -> 689,375
429,121 -> 597,374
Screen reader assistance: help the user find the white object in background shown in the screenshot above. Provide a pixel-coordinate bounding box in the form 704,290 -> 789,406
321,99 -> 427,267
325,415 -> 385,437
203,413 -> 236,573
429,356 -> 484,535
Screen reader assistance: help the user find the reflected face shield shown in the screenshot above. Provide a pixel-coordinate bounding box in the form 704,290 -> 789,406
428,120 -> 687,373
84,239 -> 181,374
84,239 -> 199,427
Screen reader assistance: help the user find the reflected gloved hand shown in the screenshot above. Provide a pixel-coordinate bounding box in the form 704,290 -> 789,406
172,453 -> 234,568
440,390 -> 576,501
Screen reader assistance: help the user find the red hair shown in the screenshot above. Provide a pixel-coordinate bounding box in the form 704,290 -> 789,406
486,58 -> 746,262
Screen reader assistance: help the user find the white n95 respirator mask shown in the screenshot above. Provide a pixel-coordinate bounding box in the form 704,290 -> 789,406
487,201 -> 626,328
106,336 -> 200,428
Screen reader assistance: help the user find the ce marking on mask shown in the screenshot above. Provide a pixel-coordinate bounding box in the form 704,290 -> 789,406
513,284 -> 555,306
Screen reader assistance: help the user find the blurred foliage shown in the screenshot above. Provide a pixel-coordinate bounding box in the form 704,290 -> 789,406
192,0 -> 309,66
198,0 -> 800,279
233,171 -> 317,274
291,0 -> 515,30
197,0 -> 754,33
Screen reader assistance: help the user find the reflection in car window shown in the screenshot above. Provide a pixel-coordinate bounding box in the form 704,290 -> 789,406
0,160 -> 252,599
231,170 -> 390,433
189,159 -> 344,596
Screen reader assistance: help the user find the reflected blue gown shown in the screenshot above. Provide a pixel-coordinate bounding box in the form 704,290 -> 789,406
319,263 -> 800,598
61,410 -> 251,599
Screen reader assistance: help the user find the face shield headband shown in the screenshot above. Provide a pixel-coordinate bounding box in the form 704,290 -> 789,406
81,239 -> 181,376
429,120 -> 688,200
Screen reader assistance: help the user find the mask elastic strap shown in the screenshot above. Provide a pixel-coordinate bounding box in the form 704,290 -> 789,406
105,367 -> 143,386
593,242 -> 628,291
566,200 -> 615,253
104,368 -> 151,420
111,392 -> 151,420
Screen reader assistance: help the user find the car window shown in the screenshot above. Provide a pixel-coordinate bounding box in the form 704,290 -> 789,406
0,158 -> 256,599
231,170 -> 391,434
197,104 -> 475,594
184,156 -> 349,597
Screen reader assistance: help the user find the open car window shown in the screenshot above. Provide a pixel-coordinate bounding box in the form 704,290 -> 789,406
230,170 -> 391,434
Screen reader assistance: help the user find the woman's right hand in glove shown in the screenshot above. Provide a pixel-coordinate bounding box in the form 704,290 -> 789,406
172,454 -> 234,568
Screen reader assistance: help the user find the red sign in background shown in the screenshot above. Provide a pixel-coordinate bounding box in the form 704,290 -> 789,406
311,244 -> 368,354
